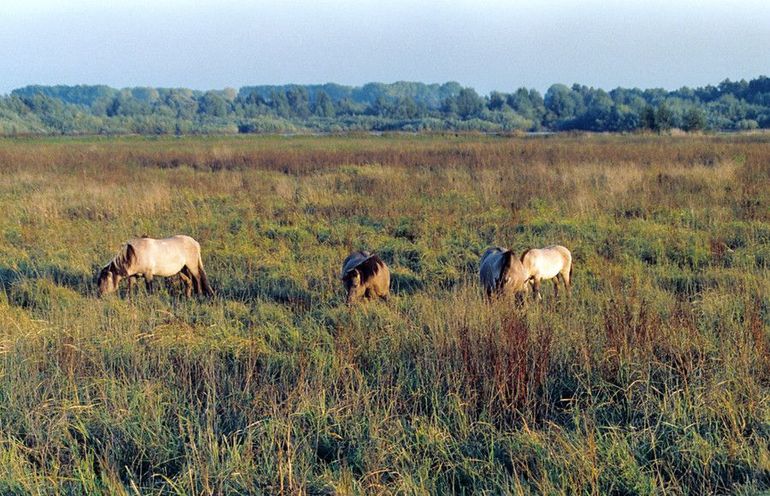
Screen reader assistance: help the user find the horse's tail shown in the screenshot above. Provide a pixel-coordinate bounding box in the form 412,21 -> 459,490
197,254 -> 214,297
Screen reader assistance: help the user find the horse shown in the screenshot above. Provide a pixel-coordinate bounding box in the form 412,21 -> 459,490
520,245 -> 572,300
97,235 -> 213,298
479,247 -> 529,300
340,250 -> 390,304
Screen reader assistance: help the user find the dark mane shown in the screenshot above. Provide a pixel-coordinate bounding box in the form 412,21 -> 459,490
354,255 -> 385,282
111,243 -> 136,277
497,250 -> 514,290
520,248 -> 532,262
500,250 -> 513,270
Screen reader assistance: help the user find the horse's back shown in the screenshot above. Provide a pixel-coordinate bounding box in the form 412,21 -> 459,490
550,245 -> 571,262
480,247 -> 504,269
541,245 -> 571,265
130,235 -> 200,250
479,247 -> 506,290
172,234 -> 201,247
341,250 -> 371,277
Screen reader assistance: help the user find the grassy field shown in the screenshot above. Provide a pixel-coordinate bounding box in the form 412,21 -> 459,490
0,133 -> 769,494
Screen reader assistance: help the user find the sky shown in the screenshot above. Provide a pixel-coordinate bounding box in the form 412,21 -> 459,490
1,0 -> 769,95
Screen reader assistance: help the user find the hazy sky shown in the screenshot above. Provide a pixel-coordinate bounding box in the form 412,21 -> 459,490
1,0 -> 768,95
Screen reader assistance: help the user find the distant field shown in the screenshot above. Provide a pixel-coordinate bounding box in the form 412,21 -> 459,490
0,133 -> 769,494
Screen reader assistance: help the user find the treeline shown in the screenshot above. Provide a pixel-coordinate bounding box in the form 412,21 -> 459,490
2,77 -> 770,135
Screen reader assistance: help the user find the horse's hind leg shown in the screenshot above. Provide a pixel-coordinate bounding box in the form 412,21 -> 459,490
552,278 -> 559,300
144,274 -> 154,294
179,269 -> 193,298
186,266 -> 202,295
561,267 -> 572,296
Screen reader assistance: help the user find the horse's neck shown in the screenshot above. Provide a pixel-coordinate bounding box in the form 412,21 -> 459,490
114,256 -> 137,277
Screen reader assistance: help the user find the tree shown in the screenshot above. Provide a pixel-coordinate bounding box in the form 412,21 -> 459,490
576,88 -> 613,130
313,90 -> 335,117
164,89 -> 198,120
488,91 -> 507,111
608,104 -> 641,132
682,107 -> 706,132
269,91 -> 291,118
544,84 -> 583,128
508,88 -> 535,119
370,95 -> 390,117
199,91 -> 228,117
336,97 -> 365,115
655,102 -> 673,132
394,96 -> 420,119
641,105 -> 656,130
286,87 -> 310,118
239,91 -> 269,118
221,88 -> 238,102
453,88 -> 484,119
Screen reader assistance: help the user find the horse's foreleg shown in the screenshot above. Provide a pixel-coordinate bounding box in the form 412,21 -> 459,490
532,278 -> 542,301
145,275 -> 154,294
552,278 -> 559,300
514,291 -> 526,307
127,276 -> 133,300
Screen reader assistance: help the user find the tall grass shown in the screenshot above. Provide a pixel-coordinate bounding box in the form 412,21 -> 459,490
0,133 -> 768,494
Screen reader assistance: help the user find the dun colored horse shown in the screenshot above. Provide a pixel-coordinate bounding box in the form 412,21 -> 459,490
520,245 -> 572,300
97,235 -> 213,298
479,247 -> 529,299
340,250 -> 390,304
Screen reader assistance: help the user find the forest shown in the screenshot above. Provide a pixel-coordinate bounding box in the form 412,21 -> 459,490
2,76 -> 770,135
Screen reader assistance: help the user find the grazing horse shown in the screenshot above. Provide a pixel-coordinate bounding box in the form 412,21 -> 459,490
479,247 -> 529,300
340,250 -> 390,304
520,245 -> 572,301
97,235 -> 213,298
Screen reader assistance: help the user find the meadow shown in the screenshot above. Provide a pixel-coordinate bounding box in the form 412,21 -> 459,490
0,133 -> 769,494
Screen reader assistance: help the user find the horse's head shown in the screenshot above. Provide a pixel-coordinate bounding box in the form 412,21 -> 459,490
500,251 -> 529,293
96,263 -> 122,296
341,268 -> 365,304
